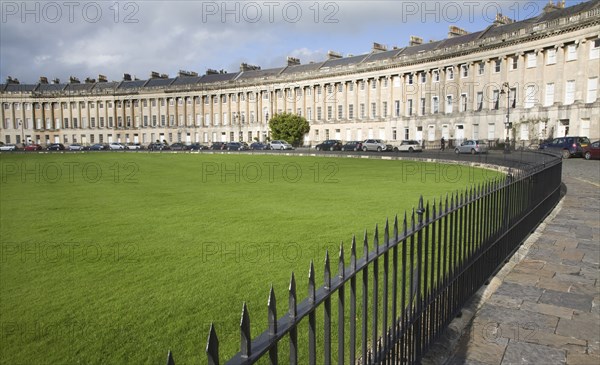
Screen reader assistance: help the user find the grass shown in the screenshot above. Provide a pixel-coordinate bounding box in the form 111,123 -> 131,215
0,152 -> 501,364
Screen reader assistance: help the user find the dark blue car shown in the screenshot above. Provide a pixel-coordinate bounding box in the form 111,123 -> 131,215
539,136 -> 590,159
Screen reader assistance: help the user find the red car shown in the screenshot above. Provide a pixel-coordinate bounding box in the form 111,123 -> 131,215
24,144 -> 43,151
583,140 -> 600,160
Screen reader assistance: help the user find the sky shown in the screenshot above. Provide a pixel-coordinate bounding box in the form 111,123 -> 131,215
0,0 -> 590,84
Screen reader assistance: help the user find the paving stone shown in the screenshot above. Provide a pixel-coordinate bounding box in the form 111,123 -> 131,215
487,294 -> 523,309
560,250 -> 585,262
473,305 -> 559,334
451,335 -> 508,365
520,301 -> 573,319
555,318 -> 600,342
493,282 -> 544,303
515,329 -> 586,351
569,283 -> 599,297
539,289 -> 593,312
504,272 -> 540,285
554,273 -> 596,286
500,341 -> 566,365
567,353 -> 600,365
552,264 -> 582,275
536,277 -> 572,292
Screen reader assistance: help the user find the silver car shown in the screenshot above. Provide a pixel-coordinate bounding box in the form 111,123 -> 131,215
362,139 -> 390,152
0,144 -> 17,151
68,143 -> 85,151
454,140 -> 488,154
109,142 -> 125,150
269,140 -> 293,150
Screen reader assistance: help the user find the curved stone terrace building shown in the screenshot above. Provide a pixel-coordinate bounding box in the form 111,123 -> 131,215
1,0 -> 598,147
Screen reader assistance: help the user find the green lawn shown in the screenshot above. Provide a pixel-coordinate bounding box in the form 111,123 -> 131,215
0,152 -> 500,364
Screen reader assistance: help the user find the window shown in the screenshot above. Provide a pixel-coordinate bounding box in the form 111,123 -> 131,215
525,85 -> 536,108
527,53 -> 537,68
433,70 -> 440,82
337,105 -> 343,119
393,76 -> 401,88
382,78 -> 388,88
277,90 -> 282,99
544,83 -> 555,106
565,80 -> 575,105
445,95 -> 453,114
460,94 -> 468,112
446,67 -> 454,80
394,100 -> 400,117
371,102 -> 376,118
587,77 -> 598,103
510,56 -> 518,70
406,99 -> 413,116
360,81 -> 365,90
317,85 -> 322,95
407,74 -> 414,85
317,107 -> 322,120
494,59 -> 501,73
360,104 -> 365,118
488,123 -> 495,140
590,39 -> 600,59
478,62 -> 485,75
420,72 -> 426,83
327,106 -> 332,120
382,101 -> 388,118
476,92 -> 483,111
371,80 -> 377,89
307,107 -> 312,120
461,64 -> 469,78
566,44 -> 577,61
420,98 -> 425,116
327,85 -> 333,94
492,90 -> 500,110
432,96 -> 439,114
547,48 -> 557,65
169,99 -> 175,106
348,104 -> 354,119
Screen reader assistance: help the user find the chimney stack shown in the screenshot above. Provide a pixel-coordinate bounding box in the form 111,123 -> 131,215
240,63 -> 261,72
98,75 -> 107,82
123,73 -> 132,81
6,76 -> 20,84
448,26 -> 469,38
69,76 -> 80,84
327,50 -> 342,59
372,42 -> 388,52
287,57 -> 301,66
493,13 -> 515,25
85,77 -> 96,84
409,36 -> 423,46
39,76 -> 49,84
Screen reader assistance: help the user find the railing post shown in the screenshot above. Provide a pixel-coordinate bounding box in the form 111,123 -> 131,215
289,273 -> 298,365
268,286 -> 278,364
206,323 -> 219,365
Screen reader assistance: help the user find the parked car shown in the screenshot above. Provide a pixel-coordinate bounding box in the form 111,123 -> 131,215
454,140 -> 488,154
68,143 -> 86,151
210,142 -> 227,150
89,143 -> 107,151
47,143 -> 65,151
315,140 -> 342,151
250,142 -> 270,150
393,140 -> 423,153
189,143 -> 209,151
269,140 -> 294,150
583,140 -> 600,160
126,143 -> 143,150
341,141 -> 363,151
362,139 -> 391,152
170,143 -> 189,151
0,144 -> 18,151
226,142 -> 248,151
148,142 -> 170,151
108,142 -> 125,150
539,136 -> 590,159
24,144 -> 43,151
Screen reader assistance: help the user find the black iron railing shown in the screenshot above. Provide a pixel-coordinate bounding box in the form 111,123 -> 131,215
166,152 -> 563,365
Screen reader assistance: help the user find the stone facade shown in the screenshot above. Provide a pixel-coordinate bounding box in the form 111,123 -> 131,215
1,1 -> 599,147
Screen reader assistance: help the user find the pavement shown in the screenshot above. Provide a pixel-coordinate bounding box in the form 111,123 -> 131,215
423,158 -> 600,365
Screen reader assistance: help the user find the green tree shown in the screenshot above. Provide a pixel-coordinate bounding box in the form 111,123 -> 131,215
269,112 -> 310,146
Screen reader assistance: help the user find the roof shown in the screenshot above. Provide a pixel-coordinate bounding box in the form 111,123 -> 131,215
2,0 -> 598,95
